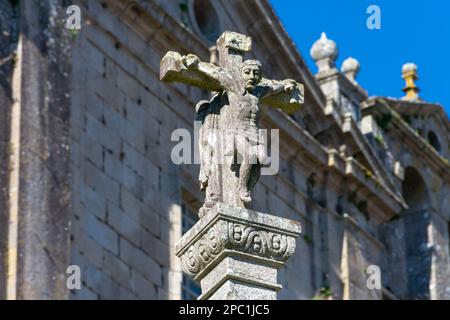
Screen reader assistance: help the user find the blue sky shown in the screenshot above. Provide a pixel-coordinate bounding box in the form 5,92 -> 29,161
270,0 -> 450,116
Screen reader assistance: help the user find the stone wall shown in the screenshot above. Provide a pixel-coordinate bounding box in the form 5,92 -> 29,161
69,0 -> 216,299
68,0 -> 344,300
1,0 -> 447,300
0,0 -> 19,300
65,0 -> 410,300
380,127 -> 450,299
15,0 -> 73,299
0,0 -> 74,299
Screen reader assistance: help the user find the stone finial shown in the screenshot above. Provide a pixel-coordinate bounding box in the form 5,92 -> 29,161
341,57 -> 360,84
310,32 -> 338,73
402,62 -> 420,101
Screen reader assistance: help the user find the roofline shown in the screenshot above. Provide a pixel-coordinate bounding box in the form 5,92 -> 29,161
324,98 -> 398,193
362,97 -> 450,181
376,97 -> 450,137
265,107 -> 405,215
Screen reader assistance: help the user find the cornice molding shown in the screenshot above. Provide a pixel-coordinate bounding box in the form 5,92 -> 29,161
362,98 -> 450,181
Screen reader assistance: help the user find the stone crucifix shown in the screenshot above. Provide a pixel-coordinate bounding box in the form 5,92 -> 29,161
161,31 -> 304,217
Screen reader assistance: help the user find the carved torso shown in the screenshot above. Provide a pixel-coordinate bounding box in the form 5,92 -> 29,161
227,89 -> 261,139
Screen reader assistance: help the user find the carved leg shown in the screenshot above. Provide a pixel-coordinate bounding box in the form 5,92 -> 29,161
238,160 -> 252,206
235,136 -> 253,206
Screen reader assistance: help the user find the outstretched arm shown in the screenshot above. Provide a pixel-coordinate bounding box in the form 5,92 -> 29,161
160,51 -> 232,92
258,78 -> 305,114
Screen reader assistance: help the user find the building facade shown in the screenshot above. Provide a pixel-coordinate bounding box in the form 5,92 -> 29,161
0,0 -> 449,300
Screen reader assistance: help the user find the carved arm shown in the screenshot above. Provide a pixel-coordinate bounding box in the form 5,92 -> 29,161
160,51 -> 231,92
259,78 -> 305,114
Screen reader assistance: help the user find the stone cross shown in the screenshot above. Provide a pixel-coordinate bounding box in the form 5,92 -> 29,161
161,31 -> 303,300
161,31 -> 304,217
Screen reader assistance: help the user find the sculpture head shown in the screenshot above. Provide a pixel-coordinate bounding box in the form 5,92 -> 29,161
241,59 -> 262,92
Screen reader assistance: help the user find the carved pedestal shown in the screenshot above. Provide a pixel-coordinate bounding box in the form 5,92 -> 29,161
175,203 -> 302,300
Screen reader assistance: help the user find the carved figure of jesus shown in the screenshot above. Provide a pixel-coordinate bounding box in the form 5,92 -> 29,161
182,54 -> 297,205
160,31 -> 304,217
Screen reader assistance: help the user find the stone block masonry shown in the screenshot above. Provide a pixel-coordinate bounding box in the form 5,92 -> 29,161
69,10 -> 179,298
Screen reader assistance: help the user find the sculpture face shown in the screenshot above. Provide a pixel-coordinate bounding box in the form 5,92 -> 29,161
241,62 -> 262,92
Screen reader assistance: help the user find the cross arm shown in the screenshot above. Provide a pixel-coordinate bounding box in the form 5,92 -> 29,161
259,78 -> 305,114
160,51 -> 229,92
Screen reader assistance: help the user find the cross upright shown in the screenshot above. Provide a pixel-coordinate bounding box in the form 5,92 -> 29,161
160,31 -> 304,217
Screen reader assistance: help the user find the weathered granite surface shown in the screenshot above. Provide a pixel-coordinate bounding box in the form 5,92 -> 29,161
175,203 -> 302,300
0,0 -> 19,300
161,31 -> 304,217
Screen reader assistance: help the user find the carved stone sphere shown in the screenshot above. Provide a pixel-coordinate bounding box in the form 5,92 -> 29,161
402,62 -> 418,74
341,57 -> 360,74
310,32 -> 338,62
